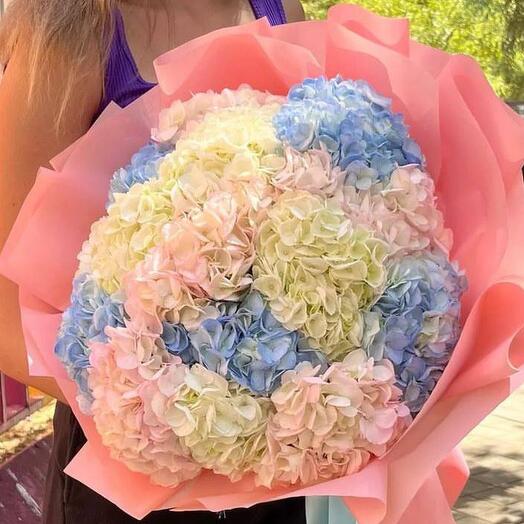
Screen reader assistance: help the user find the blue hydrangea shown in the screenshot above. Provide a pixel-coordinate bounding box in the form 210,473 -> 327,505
274,76 -> 423,189
107,143 -> 169,206
161,292 -> 328,396
54,274 -> 125,408
366,251 -> 467,413
161,322 -> 192,364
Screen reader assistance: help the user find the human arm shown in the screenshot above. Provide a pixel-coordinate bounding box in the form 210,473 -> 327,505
0,46 -> 101,402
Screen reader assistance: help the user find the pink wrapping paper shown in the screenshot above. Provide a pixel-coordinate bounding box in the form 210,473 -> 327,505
1,5 -> 524,523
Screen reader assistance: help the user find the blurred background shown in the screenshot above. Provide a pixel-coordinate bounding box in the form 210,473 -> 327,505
0,1 -> 523,523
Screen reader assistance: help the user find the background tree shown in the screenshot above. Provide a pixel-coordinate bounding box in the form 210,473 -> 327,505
302,0 -> 524,99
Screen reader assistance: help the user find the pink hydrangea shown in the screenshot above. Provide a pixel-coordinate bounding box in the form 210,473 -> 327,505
88,340 -> 201,487
124,191 -> 257,333
256,351 -> 410,487
124,260 -> 208,334
339,166 -> 452,254
273,146 -> 343,196
153,86 -> 284,144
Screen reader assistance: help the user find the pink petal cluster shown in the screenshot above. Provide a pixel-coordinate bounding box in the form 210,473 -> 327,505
339,166 -> 452,254
255,351 -> 410,487
273,147 -> 343,196
124,258 -> 208,333
164,192 -> 256,298
124,191 -> 256,332
153,86 -> 284,144
88,337 -> 201,487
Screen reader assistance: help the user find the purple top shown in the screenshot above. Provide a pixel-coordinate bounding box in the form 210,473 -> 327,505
97,0 -> 287,118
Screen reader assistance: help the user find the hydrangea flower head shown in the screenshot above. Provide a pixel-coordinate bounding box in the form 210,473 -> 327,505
274,76 -> 423,188
366,251 -> 467,413
108,143 -> 169,205
54,274 -> 125,412
161,292 -> 328,396
254,190 -> 389,358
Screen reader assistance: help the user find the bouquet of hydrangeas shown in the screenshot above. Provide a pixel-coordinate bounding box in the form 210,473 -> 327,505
54,77 -> 466,488
2,5 -> 524,523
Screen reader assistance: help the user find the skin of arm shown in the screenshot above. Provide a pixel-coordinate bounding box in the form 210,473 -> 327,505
0,46 -> 101,402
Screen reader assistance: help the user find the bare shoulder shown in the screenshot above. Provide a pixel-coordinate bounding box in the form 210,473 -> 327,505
282,0 -> 306,22
0,42 -> 102,266
0,44 -> 102,173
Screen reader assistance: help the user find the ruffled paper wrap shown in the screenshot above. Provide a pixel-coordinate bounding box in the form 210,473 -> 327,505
2,5 -> 524,523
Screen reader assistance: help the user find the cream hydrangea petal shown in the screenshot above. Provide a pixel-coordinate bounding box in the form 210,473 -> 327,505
254,191 -> 388,359
154,365 -> 271,480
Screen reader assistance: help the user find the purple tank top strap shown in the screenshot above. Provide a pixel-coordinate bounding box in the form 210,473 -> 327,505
97,9 -> 155,116
250,0 -> 287,25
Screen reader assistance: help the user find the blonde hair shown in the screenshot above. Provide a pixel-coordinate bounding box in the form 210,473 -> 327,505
0,0 -> 117,122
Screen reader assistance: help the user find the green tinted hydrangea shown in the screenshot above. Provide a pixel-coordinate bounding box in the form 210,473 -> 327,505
254,190 -> 388,359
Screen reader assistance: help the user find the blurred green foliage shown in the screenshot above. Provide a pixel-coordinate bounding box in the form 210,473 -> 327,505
302,0 -> 524,99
